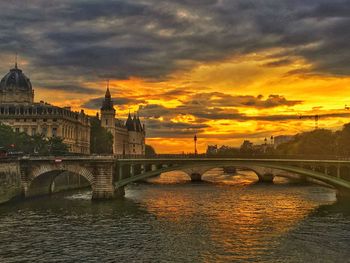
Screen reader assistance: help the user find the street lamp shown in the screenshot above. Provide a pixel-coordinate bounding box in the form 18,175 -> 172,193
194,134 -> 198,156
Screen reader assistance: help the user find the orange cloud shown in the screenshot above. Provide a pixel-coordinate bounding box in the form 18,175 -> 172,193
19,48 -> 350,153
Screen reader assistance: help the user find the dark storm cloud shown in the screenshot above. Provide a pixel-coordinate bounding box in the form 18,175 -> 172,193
38,84 -> 100,94
138,92 -> 302,122
139,104 -> 350,138
138,104 -> 171,118
144,118 -> 209,137
1,0 -> 350,85
83,97 -> 145,109
178,93 -> 302,110
138,90 -> 349,124
264,58 -> 293,67
135,89 -> 350,137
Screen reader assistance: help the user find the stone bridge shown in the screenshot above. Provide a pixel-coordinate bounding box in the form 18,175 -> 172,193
116,158 -> 350,199
1,156 -> 350,204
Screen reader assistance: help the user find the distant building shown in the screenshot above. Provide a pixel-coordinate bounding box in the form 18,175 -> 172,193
100,87 -> 145,155
206,145 -> 218,155
0,63 -> 90,154
240,140 -> 254,153
274,135 -> 294,149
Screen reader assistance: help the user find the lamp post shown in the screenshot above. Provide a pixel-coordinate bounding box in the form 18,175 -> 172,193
194,134 -> 198,156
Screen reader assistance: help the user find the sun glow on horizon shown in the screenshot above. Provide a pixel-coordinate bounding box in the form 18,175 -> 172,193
8,48 -> 350,154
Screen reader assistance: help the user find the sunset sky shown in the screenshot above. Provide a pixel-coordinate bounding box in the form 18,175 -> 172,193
1,0 -> 350,153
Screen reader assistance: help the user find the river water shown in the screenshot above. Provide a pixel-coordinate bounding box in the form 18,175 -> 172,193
0,169 -> 350,263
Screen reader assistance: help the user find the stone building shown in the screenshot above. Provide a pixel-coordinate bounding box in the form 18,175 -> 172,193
0,63 -> 90,154
100,86 -> 145,155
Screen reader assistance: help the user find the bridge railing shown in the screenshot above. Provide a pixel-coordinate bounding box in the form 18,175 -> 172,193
114,153 -> 350,160
2,153 -> 350,162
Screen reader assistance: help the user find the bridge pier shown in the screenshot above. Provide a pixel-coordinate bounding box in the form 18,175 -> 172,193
115,186 -> 125,198
336,188 -> 350,202
190,173 -> 203,182
258,173 -> 274,183
92,164 -> 116,200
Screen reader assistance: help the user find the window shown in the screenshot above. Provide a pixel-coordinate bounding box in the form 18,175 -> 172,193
52,127 -> 57,137
15,128 -> 20,133
105,119 -> 108,126
43,119 -> 47,122
42,127 -> 47,136
32,119 -> 36,122
24,128 -> 28,134
32,128 -> 36,136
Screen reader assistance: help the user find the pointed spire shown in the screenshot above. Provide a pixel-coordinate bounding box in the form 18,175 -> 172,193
101,79 -> 115,111
15,52 -> 18,69
105,80 -> 111,98
126,110 -> 135,131
136,111 -> 142,131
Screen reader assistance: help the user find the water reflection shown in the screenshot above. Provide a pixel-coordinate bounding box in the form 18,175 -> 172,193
0,169 -> 349,262
134,171 -> 339,262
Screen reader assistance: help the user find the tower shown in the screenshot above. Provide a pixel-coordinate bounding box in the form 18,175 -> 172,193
100,81 -> 115,133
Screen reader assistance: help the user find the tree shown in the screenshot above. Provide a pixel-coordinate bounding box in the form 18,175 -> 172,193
47,137 -> 69,155
276,129 -> 336,156
90,116 -> 113,154
0,122 -> 69,155
298,129 -> 335,155
145,144 -> 156,156
336,123 -> 350,156
0,123 -> 17,148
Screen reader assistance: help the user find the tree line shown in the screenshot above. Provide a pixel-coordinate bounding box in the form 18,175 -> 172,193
276,123 -> 350,156
206,123 -> 350,157
0,123 -> 68,155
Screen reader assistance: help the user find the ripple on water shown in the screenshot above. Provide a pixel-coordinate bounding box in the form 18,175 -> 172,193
0,170 -> 349,262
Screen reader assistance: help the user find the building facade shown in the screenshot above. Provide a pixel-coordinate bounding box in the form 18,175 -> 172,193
0,63 -> 90,154
100,87 -> 145,155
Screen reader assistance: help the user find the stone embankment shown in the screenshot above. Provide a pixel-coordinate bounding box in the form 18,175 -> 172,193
0,160 -> 22,204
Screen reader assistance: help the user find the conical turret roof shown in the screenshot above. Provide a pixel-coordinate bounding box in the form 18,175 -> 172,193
101,85 -> 115,111
126,112 -> 135,131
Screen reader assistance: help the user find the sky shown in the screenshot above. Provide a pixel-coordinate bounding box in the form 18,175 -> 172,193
1,0 -> 350,153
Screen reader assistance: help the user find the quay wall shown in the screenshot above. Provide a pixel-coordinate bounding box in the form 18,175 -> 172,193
0,161 -> 22,204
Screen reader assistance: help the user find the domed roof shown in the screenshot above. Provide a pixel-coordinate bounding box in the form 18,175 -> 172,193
0,64 -> 32,92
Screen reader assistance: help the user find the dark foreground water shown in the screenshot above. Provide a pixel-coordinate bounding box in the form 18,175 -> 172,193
1,170 -> 350,263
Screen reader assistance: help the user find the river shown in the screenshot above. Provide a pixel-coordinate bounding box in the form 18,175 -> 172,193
0,169 -> 350,263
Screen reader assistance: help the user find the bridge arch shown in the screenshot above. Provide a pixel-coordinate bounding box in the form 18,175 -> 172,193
197,165 -> 265,181
26,163 -> 95,197
116,161 -> 350,196
154,165 -> 264,182
116,163 -> 273,187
